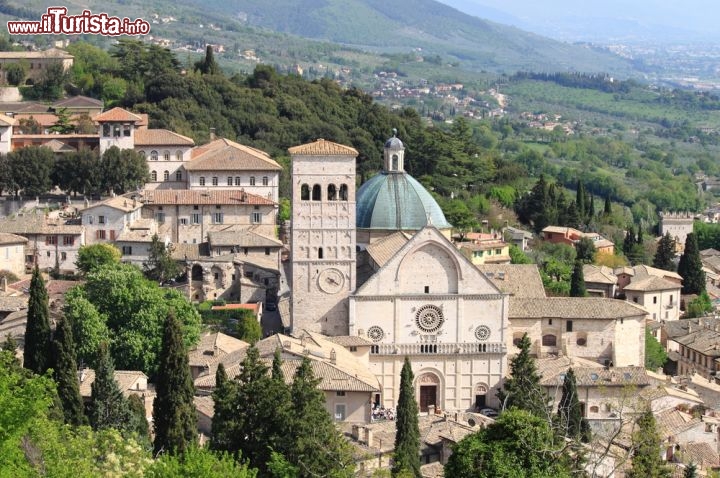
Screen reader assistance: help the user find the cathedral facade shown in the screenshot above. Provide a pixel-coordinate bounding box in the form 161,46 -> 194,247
290,136 -> 508,412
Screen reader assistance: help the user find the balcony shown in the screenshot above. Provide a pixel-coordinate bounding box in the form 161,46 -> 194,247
371,342 -> 506,356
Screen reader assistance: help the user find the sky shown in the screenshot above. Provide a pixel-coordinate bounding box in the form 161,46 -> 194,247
436,0 -> 720,43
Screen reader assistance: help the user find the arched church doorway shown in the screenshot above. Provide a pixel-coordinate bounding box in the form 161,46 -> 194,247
474,383 -> 488,410
416,372 -> 440,413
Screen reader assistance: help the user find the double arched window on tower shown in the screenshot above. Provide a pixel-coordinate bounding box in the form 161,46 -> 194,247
299,183 -> 349,201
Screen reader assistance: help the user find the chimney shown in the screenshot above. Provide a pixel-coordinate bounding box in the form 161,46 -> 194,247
351,425 -> 360,441
210,128 -> 216,141
330,348 -> 337,364
1,276 -> 6,292
365,428 -> 374,447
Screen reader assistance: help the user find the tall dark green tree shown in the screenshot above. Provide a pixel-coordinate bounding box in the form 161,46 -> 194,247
627,408 -> 671,478
88,342 -> 133,431
210,363 -> 239,452
575,237 -> 596,263
652,232 -> 676,272
497,333 -> 548,417
683,462 -> 698,478
678,233 -> 706,295
153,311 -> 197,455
575,180 -> 586,220
195,45 -> 221,75
393,357 -> 421,477
23,266 -> 51,375
556,368 -> 589,442
623,225 -> 636,255
51,315 -> 86,426
288,355 -> 354,478
604,194 -> 612,215
570,261 -> 587,297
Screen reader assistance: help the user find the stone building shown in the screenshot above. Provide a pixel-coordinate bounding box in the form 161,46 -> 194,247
659,211 -> 695,249
0,232 -> 27,276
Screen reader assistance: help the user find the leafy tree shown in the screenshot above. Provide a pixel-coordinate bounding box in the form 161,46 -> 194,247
685,291 -> 713,318
498,333 -> 548,417
442,199 -> 478,240
7,146 -> 55,197
653,232 -> 676,272
18,116 -> 41,134
645,328 -> 667,371
127,393 -> 150,444
626,408 -> 671,478
237,315 -> 262,344
445,409 -> 572,478
23,266 -> 51,375
153,311 -> 197,455
569,261 -> 587,297
678,233 -> 706,295
49,107 -> 75,134
575,237 -> 596,264
195,45 -> 221,75
23,60 -> 66,100
509,244 -> 532,264
63,287 -> 110,368
143,234 -> 180,283
50,315 -> 86,426
5,61 -> 26,86
2,333 -> 17,354
100,146 -> 149,194
393,357 -> 421,477
76,243 -> 121,275
146,446 -> 257,477
287,355 -> 355,478
556,368 -> 589,442
683,462 -> 698,478
88,343 -> 133,432
53,149 -> 102,196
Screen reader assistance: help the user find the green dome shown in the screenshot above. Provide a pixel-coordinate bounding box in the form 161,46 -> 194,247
356,172 -> 451,230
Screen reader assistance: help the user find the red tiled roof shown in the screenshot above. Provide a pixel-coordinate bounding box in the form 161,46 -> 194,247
53,95 -> 103,109
186,138 -> 281,171
134,129 -> 195,146
94,107 -> 142,123
143,189 -> 276,206
211,303 -> 259,313
288,139 -> 358,156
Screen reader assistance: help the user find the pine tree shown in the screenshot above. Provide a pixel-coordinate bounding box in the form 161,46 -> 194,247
570,261 -> 587,297
556,368 -> 590,442
576,180 -> 586,220
683,462 -> 698,478
604,195 -> 612,215
88,342 -> 133,431
497,333 -> 548,417
653,232 -> 677,272
627,408 -> 671,478
211,363 -> 239,452
678,233 -> 706,295
565,201 -> 580,228
23,266 -> 51,375
393,357 -> 421,477
51,315 -> 86,426
127,394 -> 150,443
153,311 -> 197,455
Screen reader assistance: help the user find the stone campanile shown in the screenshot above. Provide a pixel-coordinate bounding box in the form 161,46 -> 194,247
289,139 -> 358,335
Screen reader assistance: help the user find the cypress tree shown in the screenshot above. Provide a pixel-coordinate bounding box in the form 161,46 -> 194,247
556,368 -> 590,442
272,347 -> 283,381
153,311 -> 197,455
497,333 -> 548,417
51,315 -> 86,426
211,363 -> 239,452
88,342 -> 133,431
23,266 -> 51,375
565,201 -> 580,228
393,357 -> 421,477
636,224 -> 644,245
288,356 -> 355,477
127,393 -> 150,443
678,233 -> 706,295
623,225 -> 636,255
627,408 -> 671,478
604,194 -> 612,215
653,232 -> 677,272
576,180 -> 586,219
588,194 -> 595,222
570,261 -> 587,297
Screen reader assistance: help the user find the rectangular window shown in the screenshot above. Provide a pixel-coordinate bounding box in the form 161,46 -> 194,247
334,404 -> 346,421
86,215 -> 93,224
251,212 -> 262,224
653,296 -> 657,304
250,176 -> 256,186
199,177 -> 205,186
213,213 -> 223,224
235,177 -> 241,186
212,177 -> 218,186
60,252 -> 67,261
155,212 -> 165,224
262,176 -> 269,186
191,213 -> 201,224
46,235 -> 57,245
496,248 -> 502,254
96,230 -> 106,240
122,246 -> 132,255
109,230 -> 116,240
227,176 -> 233,186
62,235 -> 74,246
180,218 -> 188,225
265,247 -> 271,255
98,215 -> 106,224
566,320 -> 573,332
123,124 -> 131,137
424,286 -> 430,294
336,391 -> 346,396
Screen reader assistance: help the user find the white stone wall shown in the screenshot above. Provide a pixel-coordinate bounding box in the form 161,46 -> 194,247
626,289 -> 680,322
187,170 -> 280,203
613,315 -> 646,367
99,123 -> 135,155
0,241 -> 25,276
82,205 -> 140,245
24,232 -> 83,273
141,147 -> 192,190
0,124 -> 12,154
324,390 -> 372,423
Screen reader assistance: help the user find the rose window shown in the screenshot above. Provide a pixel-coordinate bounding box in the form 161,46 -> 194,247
415,305 -> 444,333
475,325 -> 491,341
367,326 -> 385,342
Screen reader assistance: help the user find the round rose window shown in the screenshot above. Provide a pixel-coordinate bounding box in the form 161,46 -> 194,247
475,325 -> 491,341
415,305 -> 444,333
367,326 -> 385,342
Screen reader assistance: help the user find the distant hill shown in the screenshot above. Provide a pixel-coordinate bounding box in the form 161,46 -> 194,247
170,0 -> 636,74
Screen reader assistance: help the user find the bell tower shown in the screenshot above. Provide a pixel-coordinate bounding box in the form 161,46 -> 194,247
289,139 -> 358,335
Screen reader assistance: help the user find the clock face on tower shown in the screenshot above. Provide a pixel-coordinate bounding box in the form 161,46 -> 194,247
318,268 -> 345,294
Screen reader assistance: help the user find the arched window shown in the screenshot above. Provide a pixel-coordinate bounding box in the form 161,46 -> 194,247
262,176 -> 268,186
212,177 -> 218,186
151,171 -> 157,181
235,177 -> 241,186
176,170 -> 182,181
589,406 -> 599,413
191,265 -> 203,281
312,184 -> 321,201
542,334 -> 557,347
199,177 -> 205,186
250,176 -> 256,186
392,154 -> 399,170
151,150 -> 158,161
327,184 -> 337,201
512,334 -> 524,347
163,150 -> 170,161
301,184 -> 310,200
227,176 -> 233,186
163,170 -> 169,181
339,184 -> 348,201
138,150 -> 146,158
176,150 -> 183,161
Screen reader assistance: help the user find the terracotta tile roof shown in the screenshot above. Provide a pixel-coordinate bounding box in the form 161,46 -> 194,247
134,128 -> 195,146
13,113 -> 62,127
655,408 -> 702,439
510,297 -> 647,319
194,395 -> 215,418
0,48 -> 72,59
77,368 -> 149,398
633,264 -> 683,281
624,275 -> 681,292
53,95 -> 103,109
543,226 -> 575,235
0,232 -> 27,245
188,332 -> 249,368
142,189 -> 276,206
366,232 -> 411,267
211,303 -> 260,314
186,138 -> 281,171
674,328 -> 720,358
583,265 -> 618,285
288,139 -> 358,156
476,264 -> 546,298
325,335 -> 373,347
93,107 -> 142,123
0,213 -> 83,235
207,230 -> 282,248
0,295 -> 27,312
0,112 -> 15,126
81,194 -> 143,213
458,239 -> 508,251
43,139 -> 76,153
682,442 -> 720,467
0,101 -> 49,114
538,357 -> 649,387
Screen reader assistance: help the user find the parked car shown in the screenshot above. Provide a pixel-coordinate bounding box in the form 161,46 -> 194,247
265,301 -> 277,311
479,408 -> 498,418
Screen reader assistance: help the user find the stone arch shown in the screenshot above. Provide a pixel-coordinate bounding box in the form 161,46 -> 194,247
397,242 -> 461,293
301,184 -> 310,201
327,184 -> 337,201
191,264 -> 203,281
312,184 -> 321,201
414,369 -> 443,413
